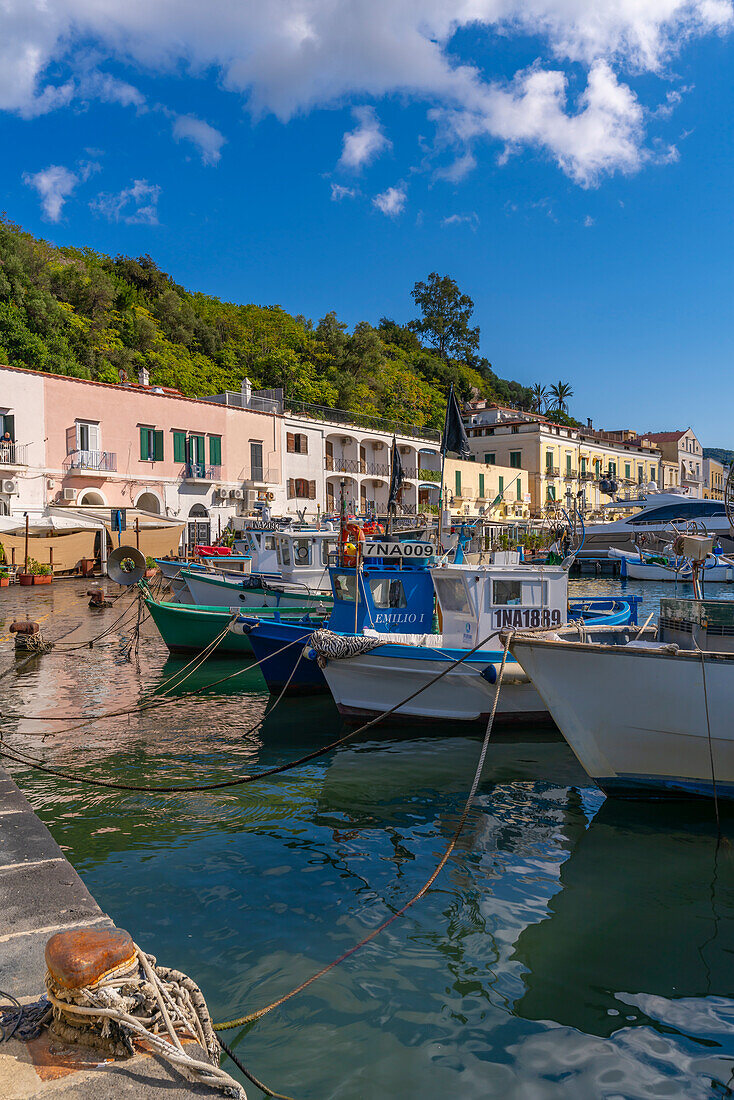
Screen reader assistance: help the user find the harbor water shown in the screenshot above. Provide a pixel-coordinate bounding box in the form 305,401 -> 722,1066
1,577 -> 734,1098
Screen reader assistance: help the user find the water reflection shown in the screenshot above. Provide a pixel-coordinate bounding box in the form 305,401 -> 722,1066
2,581 -> 734,1098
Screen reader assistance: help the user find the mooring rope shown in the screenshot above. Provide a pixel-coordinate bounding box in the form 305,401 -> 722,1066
213,634 -> 513,1030
0,629 -> 504,793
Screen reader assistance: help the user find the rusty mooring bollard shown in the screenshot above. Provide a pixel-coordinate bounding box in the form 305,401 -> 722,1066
87,588 -> 112,609
45,927 -> 136,990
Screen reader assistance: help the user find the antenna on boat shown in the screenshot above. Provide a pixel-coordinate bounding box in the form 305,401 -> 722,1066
725,465 -> 734,535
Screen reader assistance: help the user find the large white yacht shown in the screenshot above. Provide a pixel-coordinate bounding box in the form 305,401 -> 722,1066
579,491 -> 733,557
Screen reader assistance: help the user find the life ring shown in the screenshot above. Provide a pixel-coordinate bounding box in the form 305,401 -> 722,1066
341,521 -> 365,567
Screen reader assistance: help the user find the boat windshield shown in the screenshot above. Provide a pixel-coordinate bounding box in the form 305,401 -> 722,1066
333,573 -> 357,602
292,538 -> 312,566
433,575 -> 472,614
368,578 -> 407,609
627,501 -> 726,526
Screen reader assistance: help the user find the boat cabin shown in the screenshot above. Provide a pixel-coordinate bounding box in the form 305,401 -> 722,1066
236,524 -> 338,587
432,559 -> 568,648
328,554 -> 436,635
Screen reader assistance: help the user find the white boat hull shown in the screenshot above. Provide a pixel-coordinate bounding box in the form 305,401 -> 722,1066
321,647 -> 550,725
510,635 -> 734,799
608,547 -> 734,582
184,571 -> 330,610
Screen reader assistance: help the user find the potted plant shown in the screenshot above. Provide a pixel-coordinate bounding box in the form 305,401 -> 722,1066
144,556 -> 157,578
0,543 -> 7,587
29,559 -> 53,585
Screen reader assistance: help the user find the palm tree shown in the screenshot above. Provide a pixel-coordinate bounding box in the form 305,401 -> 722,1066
549,381 -> 574,414
531,383 -> 548,413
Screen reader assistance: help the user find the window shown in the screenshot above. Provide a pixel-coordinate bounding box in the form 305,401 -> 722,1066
173,431 -> 186,464
191,434 -> 205,465
493,580 -> 522,605
369,578 -> 407,609
511,425 -> 519,434
277,538 -> 292,567
638,465 -> 644,483
333,574 -> 357,602
516,478 -> 522,501
566,454 -> 572,473
286,432 -> 308,454
498,475 -> 504,495
288,479 -> 316,499
624,462 -> 631,480
547,485 -> 556,501
580,457 -> 587,475
321,540 -> 337,565
478,473 -> 485,499
546,451 -> 554,471
71,421 -> 100,453
292,538 -> 312,566
484,453 -> 495,465
140,427 -> 163,461
250,441 -> 264,481
485,427 -> 495,435
433,575 -> 472,614
455,470 -> 462,496
0,414 -> 15,441
509,451 -> 521,468
209,435 -> 222,467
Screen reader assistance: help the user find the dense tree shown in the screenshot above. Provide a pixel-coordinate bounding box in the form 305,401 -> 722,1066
0,218 -> 542,430
409,273 -> 480,365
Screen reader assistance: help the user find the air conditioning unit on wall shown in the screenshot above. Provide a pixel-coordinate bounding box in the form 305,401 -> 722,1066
63,488 -> 76,501
215,487 -> 229,499
230,489 -> 244,500
2,479 -> 19,495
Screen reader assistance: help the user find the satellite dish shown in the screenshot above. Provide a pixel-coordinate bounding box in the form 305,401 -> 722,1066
108,545 -> 146,585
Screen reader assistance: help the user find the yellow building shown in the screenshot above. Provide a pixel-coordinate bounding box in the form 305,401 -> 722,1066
703,458 -> 725,500
443,457 -> 530,521
465,417 -> 662,518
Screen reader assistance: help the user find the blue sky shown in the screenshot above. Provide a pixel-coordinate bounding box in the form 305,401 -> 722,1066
1,2 -> 733,445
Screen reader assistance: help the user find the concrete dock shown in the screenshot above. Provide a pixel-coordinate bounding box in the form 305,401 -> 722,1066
0,766 -> 221,1099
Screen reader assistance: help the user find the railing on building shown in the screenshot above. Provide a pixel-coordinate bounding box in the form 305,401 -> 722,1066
64,450 -> 117,473
288,399 -> 441,442
325,457 -> 420,478
0,442 -> 28,466
545,466 -> 560,477
205,391 -> 284,415
181,463 -> 221,482
245,465 -> 280,484
564,468 -> 578,479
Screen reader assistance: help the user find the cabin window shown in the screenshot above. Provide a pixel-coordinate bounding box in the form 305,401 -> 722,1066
277,539 -> 292,566
292,538 -> 311,565
333,574 -> 357,601
321,540 -> 337,565
492,580 -> 522,605
264,536 -> 277,551
369,578 -> 407,609
433,576 -> 472,614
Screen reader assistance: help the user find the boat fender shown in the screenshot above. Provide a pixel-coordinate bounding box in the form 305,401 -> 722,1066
239,621 -> 254,634
480,664 -> 497,684
303,645 -> 319,663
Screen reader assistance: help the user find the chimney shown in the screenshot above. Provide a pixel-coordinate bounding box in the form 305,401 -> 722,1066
587,417 -> 593,429
138,367 -> 150,387
241,377 -> 252,407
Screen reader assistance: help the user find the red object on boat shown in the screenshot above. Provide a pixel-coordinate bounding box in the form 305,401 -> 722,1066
195,545 -> 232,557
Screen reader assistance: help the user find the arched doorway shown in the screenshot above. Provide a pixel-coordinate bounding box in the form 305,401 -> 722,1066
136,491 -> 161,514
187,503 -> 210,551
78,490 -> 106,506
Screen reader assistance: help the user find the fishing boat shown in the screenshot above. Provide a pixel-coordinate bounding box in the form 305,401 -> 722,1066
608,546 -> 734,582
143,591 -> 328,656
243,546 -> 640,713
508,596 -> 734,800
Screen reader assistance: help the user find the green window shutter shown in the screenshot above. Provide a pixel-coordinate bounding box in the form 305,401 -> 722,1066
140,426 -> 149,461
478,473 -> 484,499
516,478 -> 522,501
510,451 -> 520,468
209,435 -> 222,466
580,457 -> 586,474
455,470 -> 461,495
546,451 -> 553,470
484,453 -> 495,465
499,475 -> 504,494
173,431 -> 186,463
153,430 -> 164,462
566,454 -> 572,473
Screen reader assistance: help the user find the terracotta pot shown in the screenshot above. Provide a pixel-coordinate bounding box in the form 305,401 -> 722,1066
18,573 -> 33,586
33,574 -> 52,585
0,577 -> 9,587
144,568 -> 157,578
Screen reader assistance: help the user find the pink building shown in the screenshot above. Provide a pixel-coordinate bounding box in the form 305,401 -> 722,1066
0,364 -> 284,548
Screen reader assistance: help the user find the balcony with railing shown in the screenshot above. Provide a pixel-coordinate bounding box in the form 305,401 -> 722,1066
63,450 -> 117,475
579,471 -> 594,481
325,456 -> 420,478
244,465 -> 280,486
564,468 -> 578,479
181,463 -> 221,483
544,465 -> 560,478
0,442 -> 28,467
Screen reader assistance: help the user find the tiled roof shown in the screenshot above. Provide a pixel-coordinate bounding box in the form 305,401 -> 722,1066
638,430 -> 687,443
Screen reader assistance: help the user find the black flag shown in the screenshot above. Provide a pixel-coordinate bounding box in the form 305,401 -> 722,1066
388,436 -> 404,510
441,385 -> 470,459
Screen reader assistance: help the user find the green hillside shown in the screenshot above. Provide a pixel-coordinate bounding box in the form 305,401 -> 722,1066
703,448 -> 734,467
0,214 -> 533,429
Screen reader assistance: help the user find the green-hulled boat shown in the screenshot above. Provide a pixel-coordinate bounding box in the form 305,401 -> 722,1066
144,594 -> 328,656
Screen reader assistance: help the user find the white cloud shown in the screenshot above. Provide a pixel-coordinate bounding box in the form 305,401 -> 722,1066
90,179 -> 161,225
22,164 -> 78,221
0,1 -> 730,184
435,151 -> 477,182
338,106 -> 390,171
584,214 -> 595,226
373,183 -> 407,216
330,183 -> 357,201
172,114 -> 226,165
442,211 -> 480,229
